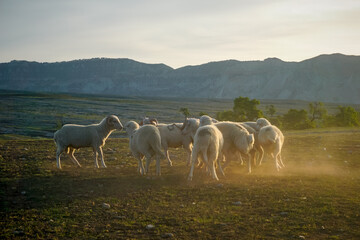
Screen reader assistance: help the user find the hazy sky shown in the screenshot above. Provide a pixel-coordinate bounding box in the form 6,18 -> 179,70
0,0 -> 359,68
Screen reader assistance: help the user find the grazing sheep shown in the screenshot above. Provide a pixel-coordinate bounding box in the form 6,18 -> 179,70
123,121 -> 165,176
54,115 -> 123,169
257,125 -> 285,171
188,122 -> 224,181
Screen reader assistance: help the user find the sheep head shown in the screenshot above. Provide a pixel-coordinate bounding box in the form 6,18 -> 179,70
140,116 -> 158,126
256,118 -> 271,128
123,121 -> 140,136
181,118 -> 199,139
199,115 -> 214,127
106,115 -> 123,131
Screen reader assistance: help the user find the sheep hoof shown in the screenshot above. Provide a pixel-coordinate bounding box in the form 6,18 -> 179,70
168,161 -> 173,167
187,176 -> 193,181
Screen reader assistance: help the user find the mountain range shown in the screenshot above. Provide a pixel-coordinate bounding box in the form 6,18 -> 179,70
0,53 -> 359,104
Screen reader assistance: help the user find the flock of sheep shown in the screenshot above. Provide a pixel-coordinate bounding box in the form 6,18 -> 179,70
54,114 -> 284,180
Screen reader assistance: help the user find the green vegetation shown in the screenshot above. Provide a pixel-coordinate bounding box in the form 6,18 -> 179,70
216,96 -> 360,130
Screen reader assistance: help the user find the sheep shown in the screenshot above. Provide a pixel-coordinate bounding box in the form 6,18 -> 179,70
54,115 -> 123,169
139,116 -> 158,126
139,116 -> 194,166
183,116 -> 255,174
257,124 -> 285,171
188,119 -> 224,181
156,122 -> 193,166
214,122 -> 255,173
123,121 -> 165,176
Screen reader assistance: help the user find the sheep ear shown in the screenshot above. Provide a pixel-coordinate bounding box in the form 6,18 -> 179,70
107,116 -> 112,125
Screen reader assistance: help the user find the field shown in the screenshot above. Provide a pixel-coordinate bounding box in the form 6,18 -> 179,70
1,91 -> 360,239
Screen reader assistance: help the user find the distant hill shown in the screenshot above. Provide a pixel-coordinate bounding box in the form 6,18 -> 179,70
1,54 -> 359,104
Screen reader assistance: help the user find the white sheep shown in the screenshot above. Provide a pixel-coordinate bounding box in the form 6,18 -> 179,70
123,121 -> 165,176
140,116 -> 193,166
257,124 -> 285,171
156,123 -> 193,166
54,115 -> 123,169
214,122 -> 255,173
181,117 -> 256,173
188,119 -> 224,181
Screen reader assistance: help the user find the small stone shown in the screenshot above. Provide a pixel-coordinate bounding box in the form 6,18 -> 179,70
21,191 -> 26,195
233,201 -> 242,206
13,230 -> 24,236
146,224 -> 155,230
216,183 -> 224,188
102,203 -> 110,209
299,235 -> 305,239
280,212 -> 288,216
161,233 -> 174,238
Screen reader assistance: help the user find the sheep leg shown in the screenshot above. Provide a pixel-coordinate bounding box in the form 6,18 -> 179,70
257,146 -> 264,165
217,152 -> 225,177
275,144 -> 285,168
97,147 -> 107,168
135,153 -> 145,175
184,144 -> 192,166
164,147 -> 173,167
274,154 -> 281,171
156,156 -> 161,176
278,154 -> 285,168
247,154 -> 252,174
145,154 -> 152,174
93,149 -> 100,168
188,149 -> 198,181
208,152 -> 219,181
68,148 -> 82,167
56,146 -> 65,169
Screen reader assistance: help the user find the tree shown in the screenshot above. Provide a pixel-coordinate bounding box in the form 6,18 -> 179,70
265,104 -> 276,117
216,110 -> 236,121
282,109 -> 314,130
232,96 -> 263,121
334,106 -> 360,127
179,107 -> 190,117
309,102 -> 328,123
199,111 -> 209,117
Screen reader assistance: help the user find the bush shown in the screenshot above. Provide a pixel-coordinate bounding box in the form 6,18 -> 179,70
334,106 -> 360,127
282,109 -> 315,130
